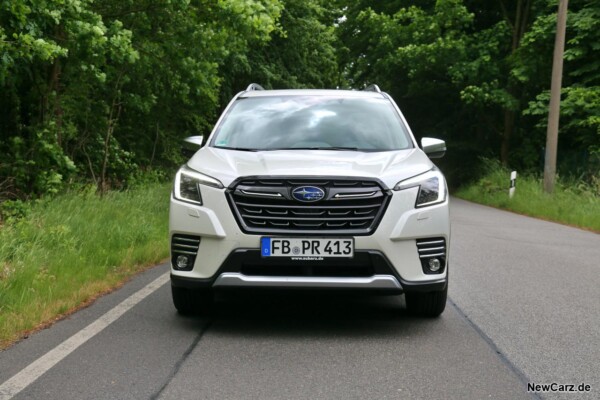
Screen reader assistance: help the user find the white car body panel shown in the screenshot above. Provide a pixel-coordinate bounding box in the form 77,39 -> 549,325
187,147 -> 433,189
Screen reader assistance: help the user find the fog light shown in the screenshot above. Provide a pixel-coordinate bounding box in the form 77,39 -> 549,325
428,258 -> 441,272
176,255 -> 190,269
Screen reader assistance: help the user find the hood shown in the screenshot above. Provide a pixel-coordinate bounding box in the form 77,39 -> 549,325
187,147 -> 434,189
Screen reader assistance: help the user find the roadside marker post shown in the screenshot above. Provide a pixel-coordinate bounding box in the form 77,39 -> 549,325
509,171 -> 517,198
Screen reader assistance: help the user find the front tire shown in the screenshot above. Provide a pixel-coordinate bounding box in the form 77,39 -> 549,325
405,285 -> 447,317
171,285 -> 214,316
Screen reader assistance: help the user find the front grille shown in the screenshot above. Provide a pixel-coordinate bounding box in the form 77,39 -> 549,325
171,234 -> 201,271
227,177 -> 391,235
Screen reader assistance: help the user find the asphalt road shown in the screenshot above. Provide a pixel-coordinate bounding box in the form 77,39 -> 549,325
0,198 -> 598,399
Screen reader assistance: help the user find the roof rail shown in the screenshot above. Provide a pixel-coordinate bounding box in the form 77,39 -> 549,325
363,84 -> 381,93
246,83 -> 265,91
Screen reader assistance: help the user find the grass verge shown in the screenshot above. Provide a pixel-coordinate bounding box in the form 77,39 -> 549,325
455,161 -> 600,233
0,182 -> 171,349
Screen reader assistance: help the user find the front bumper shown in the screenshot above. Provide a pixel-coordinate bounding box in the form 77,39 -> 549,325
169,183 -> 450,291
170,249 -> 447,293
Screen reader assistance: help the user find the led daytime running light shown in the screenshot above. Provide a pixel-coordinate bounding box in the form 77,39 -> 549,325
394,170 -> 447,207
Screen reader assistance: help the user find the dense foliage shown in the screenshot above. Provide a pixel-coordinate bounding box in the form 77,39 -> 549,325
0,0 -> 290,199
1,0 -> 598,203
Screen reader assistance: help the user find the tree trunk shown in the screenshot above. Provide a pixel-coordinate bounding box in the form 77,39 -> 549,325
544,0 -> 569,193
498,0 -> 532,164
100,72 -> 124,194
501,109 -> 515,166
49,59 -> 64,147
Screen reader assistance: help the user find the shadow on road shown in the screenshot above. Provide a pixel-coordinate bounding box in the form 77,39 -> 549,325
190,290 -> 445,340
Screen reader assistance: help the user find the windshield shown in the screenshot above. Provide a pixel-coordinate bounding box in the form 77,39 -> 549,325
211,96 -> 413,151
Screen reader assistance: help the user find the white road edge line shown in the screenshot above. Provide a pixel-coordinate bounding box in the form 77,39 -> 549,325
0,271 -> 170,400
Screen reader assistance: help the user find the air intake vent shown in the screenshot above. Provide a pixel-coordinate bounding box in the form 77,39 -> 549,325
171,234 -> 201,271
416,238 -> 447,274
226,177 -> 391,235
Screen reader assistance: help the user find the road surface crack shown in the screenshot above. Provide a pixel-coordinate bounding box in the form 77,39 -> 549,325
150,319 -> 213,400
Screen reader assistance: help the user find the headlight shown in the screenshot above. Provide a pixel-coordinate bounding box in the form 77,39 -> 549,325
394,170 -> 447,208
173,165 -> 223,205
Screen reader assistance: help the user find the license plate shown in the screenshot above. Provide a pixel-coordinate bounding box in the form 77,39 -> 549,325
261,237 -> 354,258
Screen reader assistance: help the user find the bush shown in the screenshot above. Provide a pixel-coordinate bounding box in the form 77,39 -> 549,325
456,158 -> 600,232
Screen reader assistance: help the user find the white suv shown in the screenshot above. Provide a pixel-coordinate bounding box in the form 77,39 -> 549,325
169,84 -> 450,317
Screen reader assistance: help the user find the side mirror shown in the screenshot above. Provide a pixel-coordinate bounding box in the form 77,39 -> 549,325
182,135 -> 204,158
421,137 -> 446,159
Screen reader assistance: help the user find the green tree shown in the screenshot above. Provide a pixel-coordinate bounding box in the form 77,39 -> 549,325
523,1 -> 600,173
219,0 -> 340,102
0,0 -> 137,196
336,0 -> 481,182
0,0 -> 284,198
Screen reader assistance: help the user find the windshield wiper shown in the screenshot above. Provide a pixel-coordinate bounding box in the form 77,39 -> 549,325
215,146 -> 258,152
266,146 -> 360,151
319,146 -> 359,151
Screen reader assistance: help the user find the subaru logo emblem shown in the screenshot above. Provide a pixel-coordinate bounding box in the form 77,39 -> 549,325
291,186 -> 325,202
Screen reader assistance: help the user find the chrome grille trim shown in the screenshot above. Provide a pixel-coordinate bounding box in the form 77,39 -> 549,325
333,191 -> 378,198
172,235 -> 200,255
416,238 -> 447,258
240,190 -> 283,197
